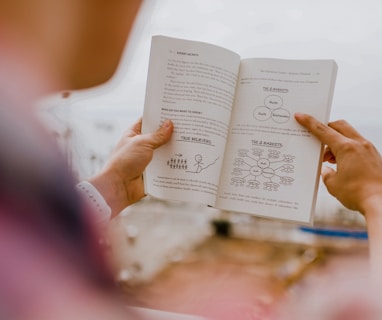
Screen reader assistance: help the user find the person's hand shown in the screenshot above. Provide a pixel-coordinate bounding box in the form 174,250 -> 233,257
89,118 -> 173,218
294,113 -> 382,216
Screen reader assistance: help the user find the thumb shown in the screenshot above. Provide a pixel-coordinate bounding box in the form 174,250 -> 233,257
148,119 -> 174,149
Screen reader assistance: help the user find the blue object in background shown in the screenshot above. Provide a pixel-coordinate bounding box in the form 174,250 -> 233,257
299,226 -> 368,240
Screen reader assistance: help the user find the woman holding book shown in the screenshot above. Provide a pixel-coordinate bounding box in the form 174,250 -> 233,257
1,1 -> 382,319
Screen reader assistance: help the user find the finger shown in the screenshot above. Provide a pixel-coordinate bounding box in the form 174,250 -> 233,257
128,117 -> 143,136
145,119 -> 174,149
294,113 -> 347,151
323,146 -> 336,163
321,166 -> 337,193
328,120 -> 365,141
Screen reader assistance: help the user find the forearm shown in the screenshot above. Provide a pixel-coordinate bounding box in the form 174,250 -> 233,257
363,197 -> 382,278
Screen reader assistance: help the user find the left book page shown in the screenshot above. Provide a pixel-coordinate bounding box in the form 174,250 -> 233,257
142,36 -> 241,205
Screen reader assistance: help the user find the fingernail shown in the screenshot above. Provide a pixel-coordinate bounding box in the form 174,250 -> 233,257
162,119 -> 172,129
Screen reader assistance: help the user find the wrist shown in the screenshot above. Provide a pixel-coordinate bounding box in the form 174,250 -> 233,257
361,194 -> 382,220
88,169 -> 127,219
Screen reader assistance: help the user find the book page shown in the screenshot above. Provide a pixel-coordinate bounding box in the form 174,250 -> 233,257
142,36 -> 241,205
216,58 -> 337,223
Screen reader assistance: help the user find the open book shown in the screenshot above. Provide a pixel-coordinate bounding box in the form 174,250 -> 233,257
142,36 -> 337,224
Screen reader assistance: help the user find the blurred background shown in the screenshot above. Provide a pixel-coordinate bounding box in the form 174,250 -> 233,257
37,0 -> 381,314
39,0 -> 382,179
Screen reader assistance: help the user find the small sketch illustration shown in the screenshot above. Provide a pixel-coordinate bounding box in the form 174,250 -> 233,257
194,154 -> 204,173
166,155 -> 188,170
187,154 -> 219,173
165,153 -> 219,173
230,147 -> 295,191
253,95 -> 290,124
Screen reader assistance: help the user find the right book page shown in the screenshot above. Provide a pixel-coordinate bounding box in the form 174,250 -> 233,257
216,58 -> 337,224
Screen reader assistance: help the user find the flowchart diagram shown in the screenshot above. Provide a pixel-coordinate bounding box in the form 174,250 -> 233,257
230,147 -> 295,191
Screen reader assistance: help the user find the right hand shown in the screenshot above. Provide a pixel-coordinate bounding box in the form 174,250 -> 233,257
295,113 -> 382,216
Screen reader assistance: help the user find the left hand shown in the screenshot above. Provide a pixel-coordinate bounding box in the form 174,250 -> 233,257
89,117 -> 173,218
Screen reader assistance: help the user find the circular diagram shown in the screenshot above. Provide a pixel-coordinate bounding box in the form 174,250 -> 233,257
254,95 -> 291,123
253,106 -> 271,121
265,95 -> 283,109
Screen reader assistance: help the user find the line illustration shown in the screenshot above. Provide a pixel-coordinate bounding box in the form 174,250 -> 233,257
187,154 -> 219,173
230,146 -> 295,191
165,153 -> 219,173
